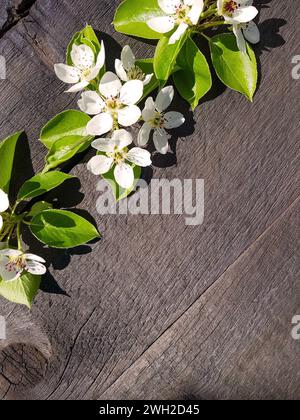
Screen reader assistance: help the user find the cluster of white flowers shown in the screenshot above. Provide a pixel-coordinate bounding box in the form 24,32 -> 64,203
146,0 -> 260,52
55,42 -> 185,189
0,189 -> 46,283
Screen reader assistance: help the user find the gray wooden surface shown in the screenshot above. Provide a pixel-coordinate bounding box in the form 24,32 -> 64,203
0,0 -> 299,400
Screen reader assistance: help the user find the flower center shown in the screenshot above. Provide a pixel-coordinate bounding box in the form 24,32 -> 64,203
127,66 -> 146,82
108,146 -> 128,164
5,256 -> 26,273
81,68 -> 93,80
223,0 -> 238,15
106,98 -> 121,111
175,4 -> 192,25
149,112 -> 165,129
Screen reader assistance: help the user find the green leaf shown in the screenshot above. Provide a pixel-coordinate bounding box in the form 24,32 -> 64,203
28,201 -> 53,218
173,37 -> 212,110
44,136 -> 92,172
18,172 -> 74,201
136,59 -> 159,100
209,33 -> 257,101
102,164 -> 141,202
0,273 -> 41,309
154,32 -> 189,84
40,110 -> 93,149
114,0 -> 165,39
30,209 -> 100,249
0,131 -> 22,194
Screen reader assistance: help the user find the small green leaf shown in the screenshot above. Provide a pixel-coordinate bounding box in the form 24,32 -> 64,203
40,110 -> 93,149
114,0 -> 165,39
210,33 -> 257,101
44,136 -> 92,172
102,165 -> 141,202
154,32 -> 189,84
173,37 -> 212,109
18,172 -> 74,201
28,202 -> 53,218
0,131 -> 22,194
0,273 -> 41,309
136,59 -> 159,100
30,209 -> 100,249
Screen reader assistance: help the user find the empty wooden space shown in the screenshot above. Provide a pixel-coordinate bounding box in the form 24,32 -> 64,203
0,0 -> 299,400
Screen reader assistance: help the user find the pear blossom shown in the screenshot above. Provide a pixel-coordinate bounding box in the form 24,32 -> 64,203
115,46 -> 153,86
147,0 -> 204,44
0,249 -> 46,282
138,86 -> 185,155
217,0 -> 259,53
0,189 -> 9,233
54,42 -> 105,93
79,72 -> 144,136
87,129 -> 152,189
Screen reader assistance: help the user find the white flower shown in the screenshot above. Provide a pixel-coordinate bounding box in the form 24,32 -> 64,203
54,42 -> 105,93
217,1 -> 259,53
138,86 -> 185,155
147,0 -> 204,44
87,129 -> 152,189
115,46 -> 153,86
217,0 -> 258,24
0,189 -> 9,233
0,249 -> 46,282
79,72 -> 144,136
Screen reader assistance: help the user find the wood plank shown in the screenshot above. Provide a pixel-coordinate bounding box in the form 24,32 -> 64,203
0,0 -> 299,399
101,198 -> 300,400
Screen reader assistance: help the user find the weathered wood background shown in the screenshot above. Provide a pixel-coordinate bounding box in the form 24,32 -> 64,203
0,0 -> 299,400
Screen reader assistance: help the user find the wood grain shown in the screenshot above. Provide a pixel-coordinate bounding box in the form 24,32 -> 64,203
0,0 -> 299,400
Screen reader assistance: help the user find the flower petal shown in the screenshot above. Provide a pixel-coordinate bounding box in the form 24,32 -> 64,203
86,113 -> 114,136
54,64 -> 81,84
169,22 -> 188,44
86,41 -> 106,82
158,0 -> 181,14
0,249 -> 22,257
127,148 -> 152,167
164,111 -> 185,129
117,105 -> 141,127
26,261 -> 47,276
23,253 -> 46,264
0,189 -> 9,212
71,44 -> 95,69
115,59 -> 128,82
91,138 -> 115,153
143,73 -> 154,86
0,262 -> 22,282
142,97 -> 156,121
78,91 -> 105,115
153,128 -> 169,154
188,0 -> 204,25
147,16 -> 175,34
111,129 -> 133,149
233,24 -> 247,54
87,155 -> 113,175
121,45 -> 136,71
155,85 -> 174,112
99,72 -> 122,98
114,163 -> 134,189
137,123 -> 152,147
242,21 -> 260,44
65,80 -> 89,93
232,6 -> 258,23
120,80 -> 144,105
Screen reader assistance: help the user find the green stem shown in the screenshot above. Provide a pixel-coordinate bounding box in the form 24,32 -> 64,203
197,21 -> 228,31
16,222 -> 22,251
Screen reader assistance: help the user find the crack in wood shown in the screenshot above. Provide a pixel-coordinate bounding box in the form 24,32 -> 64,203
0,0 -> 37,38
